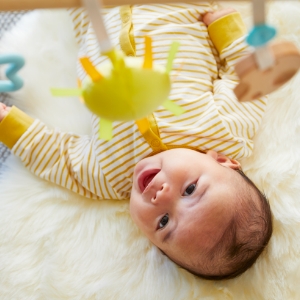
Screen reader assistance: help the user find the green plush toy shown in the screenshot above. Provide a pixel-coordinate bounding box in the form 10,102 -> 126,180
52,37 -> 183,140
51,0 -> 183,140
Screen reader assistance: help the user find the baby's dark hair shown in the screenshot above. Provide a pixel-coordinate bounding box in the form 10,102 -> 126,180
182,169 -> 273,280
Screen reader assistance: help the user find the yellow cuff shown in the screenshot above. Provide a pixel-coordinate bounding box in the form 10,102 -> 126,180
0,106 -> 34,149
208,12 -> 246,54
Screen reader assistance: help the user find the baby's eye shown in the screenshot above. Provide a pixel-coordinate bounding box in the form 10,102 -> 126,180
159,214 -> 169,229
183,183 -> 196,196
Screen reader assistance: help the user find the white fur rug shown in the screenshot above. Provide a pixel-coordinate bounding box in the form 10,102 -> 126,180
1,2 -> 300,299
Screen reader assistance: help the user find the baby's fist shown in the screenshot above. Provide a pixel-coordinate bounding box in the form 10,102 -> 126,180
0,103 -> 11,122
202,8 -> 236,26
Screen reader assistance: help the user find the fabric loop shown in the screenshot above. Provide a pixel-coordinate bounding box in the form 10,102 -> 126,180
119,6 -> 136,56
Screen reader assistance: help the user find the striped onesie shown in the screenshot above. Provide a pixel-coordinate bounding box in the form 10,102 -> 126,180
0,3 -> 267,200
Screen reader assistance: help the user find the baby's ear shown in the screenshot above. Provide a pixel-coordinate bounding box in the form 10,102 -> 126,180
206,150 -> 241,170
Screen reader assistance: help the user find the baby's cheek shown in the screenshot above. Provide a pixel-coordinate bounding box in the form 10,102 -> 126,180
129,193 -> 142,223
129,197 -> 152,236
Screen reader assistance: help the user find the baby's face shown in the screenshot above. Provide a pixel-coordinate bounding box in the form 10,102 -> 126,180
130,148 -> 242,271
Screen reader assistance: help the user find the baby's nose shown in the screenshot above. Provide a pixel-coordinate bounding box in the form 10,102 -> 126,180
151,183 -> 171,204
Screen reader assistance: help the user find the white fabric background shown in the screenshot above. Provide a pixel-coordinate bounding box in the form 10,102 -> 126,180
0,2 -> 300,299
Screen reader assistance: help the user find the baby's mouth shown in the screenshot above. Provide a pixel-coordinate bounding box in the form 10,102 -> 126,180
138,169 -> 160,193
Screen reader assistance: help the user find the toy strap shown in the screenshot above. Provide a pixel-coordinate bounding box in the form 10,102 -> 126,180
81,0 -> 112,53
252,0 -> 265,25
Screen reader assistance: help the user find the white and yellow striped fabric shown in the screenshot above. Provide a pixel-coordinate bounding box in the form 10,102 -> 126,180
1,3 -> 267,200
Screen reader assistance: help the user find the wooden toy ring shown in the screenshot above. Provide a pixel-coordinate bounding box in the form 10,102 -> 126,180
234,40 -> 300,102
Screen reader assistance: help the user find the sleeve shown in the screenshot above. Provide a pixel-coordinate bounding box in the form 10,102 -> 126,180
0,106 -> 34,149
207,13 -> 268,159
0,106 -> 120,200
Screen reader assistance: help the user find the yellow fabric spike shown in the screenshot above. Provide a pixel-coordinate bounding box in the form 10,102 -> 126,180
163,99 -> 185,116
79,57 -> 103,82
50,88 -> 83,97
99,118 -> 113,140
143,36 -> 153,69
166,41 -> 180,74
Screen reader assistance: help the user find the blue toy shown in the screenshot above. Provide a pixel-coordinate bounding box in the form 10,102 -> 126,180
0,54 -> 25,93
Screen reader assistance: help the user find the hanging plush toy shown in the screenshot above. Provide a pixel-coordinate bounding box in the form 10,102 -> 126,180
51,0 -> 184,140
52,38 -> 182,140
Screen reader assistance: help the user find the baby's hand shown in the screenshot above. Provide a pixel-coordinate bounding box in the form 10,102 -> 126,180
0,103 -> 11,122
202,8 -> 236,26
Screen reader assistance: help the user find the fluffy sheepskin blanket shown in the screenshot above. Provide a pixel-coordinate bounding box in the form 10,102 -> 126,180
1,2 -> 300,299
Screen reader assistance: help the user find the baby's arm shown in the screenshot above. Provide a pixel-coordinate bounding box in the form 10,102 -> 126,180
203,8 -> 249,78
200,9 -> 268,159
0,105 -> 116,200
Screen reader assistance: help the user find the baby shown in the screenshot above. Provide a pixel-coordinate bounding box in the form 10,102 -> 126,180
0,3 -> 272,280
